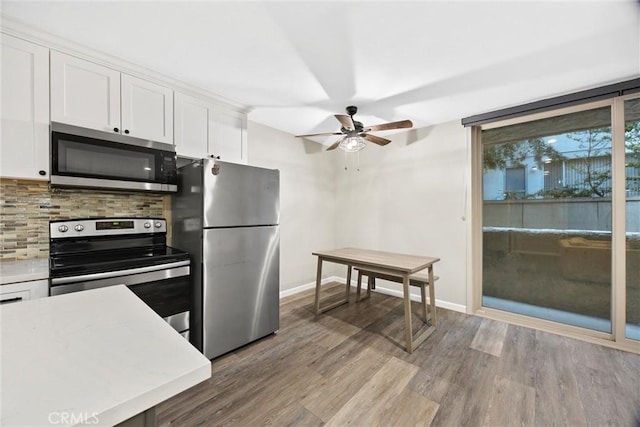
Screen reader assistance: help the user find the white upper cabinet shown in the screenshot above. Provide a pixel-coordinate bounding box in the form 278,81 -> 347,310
0,34 -> 50,180
174,92 -> 247,164
121,74 -> 173,144
210,108 -> 246,164
174,92 -> 213,158
51,51 -> 173,143
50,51 -> 120,133
3,30 -> 246,168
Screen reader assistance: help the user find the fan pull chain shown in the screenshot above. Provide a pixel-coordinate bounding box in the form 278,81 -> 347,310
342,151 -> 362,171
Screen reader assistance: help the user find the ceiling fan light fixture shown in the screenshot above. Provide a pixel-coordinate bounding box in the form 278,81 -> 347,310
339,136 -> 366,152
296,106 -> 412,153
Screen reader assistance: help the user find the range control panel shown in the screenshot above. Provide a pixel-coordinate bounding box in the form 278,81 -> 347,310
50,218 -> 166,239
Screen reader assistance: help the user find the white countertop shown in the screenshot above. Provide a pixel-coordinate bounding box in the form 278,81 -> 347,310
0,258 -> 49,285
0,285 -> 211,427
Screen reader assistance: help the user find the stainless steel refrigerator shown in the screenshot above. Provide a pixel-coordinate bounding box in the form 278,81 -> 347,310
172,159 -> 280,359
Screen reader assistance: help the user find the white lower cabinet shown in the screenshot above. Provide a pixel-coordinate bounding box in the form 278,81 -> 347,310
174,92 -> 247,164
0,279 -> 48,305
0,34 -> 50,180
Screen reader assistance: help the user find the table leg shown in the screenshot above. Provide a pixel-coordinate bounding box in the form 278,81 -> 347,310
402,273 -> 413,354
345,265 -> 352,302
315,259 -> 351,314
428,265 -> 437,326
420,280 -> 428,323
405,265 -> 438,353
356,269 -> 363,301
314,257 -> 323,315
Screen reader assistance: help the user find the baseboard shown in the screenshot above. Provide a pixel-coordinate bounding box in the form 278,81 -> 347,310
371,284 -> 467,313
279,276 -> 467,314
279,276 -> 342,298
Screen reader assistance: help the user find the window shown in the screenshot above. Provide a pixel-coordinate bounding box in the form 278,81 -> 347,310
505,167 -> 525,197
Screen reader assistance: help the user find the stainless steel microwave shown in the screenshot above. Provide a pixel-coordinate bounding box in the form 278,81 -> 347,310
50,122 -> 177,193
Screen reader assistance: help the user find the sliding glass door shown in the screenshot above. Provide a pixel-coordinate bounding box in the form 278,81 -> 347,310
475,94 -> 639,349
481,105 -> 613,332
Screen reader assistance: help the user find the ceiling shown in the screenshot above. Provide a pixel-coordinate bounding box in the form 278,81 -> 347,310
2,1 -> 639,146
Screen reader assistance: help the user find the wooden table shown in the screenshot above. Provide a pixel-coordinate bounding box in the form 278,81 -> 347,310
312,247 -> 440,353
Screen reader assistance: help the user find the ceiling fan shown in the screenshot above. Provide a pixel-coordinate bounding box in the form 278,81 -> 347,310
296,106 -> 413,152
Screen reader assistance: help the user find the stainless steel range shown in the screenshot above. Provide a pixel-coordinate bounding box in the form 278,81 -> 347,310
49,218 -> 191,339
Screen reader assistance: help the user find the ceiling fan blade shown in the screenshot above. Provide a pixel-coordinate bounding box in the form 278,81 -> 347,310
326,140 -> 342,151
296,132 -> 343,138
365,120 -> 413,132
335,114 -> 355,130
362,134 -> 391,146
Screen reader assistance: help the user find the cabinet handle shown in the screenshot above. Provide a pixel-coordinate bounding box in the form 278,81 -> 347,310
0,297 -> 23,304
124,129 -> 130,134
38,170 -> 46,176
209,154 -> 220,159
113,127 -> 119,133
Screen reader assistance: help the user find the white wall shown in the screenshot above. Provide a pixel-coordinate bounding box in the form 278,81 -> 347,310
331,120 -> 469,310
247,119 -> 469,310
247,121 -> 338,290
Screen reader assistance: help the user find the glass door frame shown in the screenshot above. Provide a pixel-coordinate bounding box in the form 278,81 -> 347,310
615,93 -> 640,349
469,95 -> 639,353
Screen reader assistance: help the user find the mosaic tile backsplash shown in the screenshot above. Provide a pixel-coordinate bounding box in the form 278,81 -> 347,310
0,179 -> 168,261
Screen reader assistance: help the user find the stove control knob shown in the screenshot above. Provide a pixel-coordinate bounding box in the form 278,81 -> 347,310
57,225 -> 68,233
74,224 -> 84,232
154,221 -> 162,229
144,222 -> 152,229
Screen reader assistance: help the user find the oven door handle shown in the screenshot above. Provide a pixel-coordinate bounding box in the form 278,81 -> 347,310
50,260 -> 190,285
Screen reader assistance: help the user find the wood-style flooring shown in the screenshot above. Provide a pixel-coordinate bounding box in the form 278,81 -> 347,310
157,282 -> 640,426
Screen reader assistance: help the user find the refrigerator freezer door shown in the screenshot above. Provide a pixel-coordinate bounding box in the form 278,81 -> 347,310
203,160 -> 279,228
202,225 -> 280,359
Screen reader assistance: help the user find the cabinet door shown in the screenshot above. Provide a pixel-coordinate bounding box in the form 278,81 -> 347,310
0,279 -> 48,305
210,108 -> 247,164
0,35 -> 49,180
174,92 -> 212,158
50,51 -> 121,133
121,74 -> 173,144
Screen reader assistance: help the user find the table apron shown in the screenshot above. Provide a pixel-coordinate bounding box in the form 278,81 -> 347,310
316,256 -> 431,276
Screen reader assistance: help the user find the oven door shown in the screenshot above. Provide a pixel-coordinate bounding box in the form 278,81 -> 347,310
50,262 -> 190,335
50,122 -> 177,192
